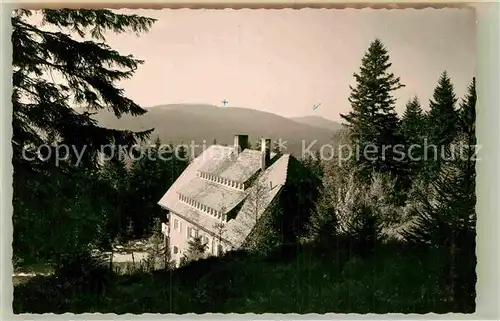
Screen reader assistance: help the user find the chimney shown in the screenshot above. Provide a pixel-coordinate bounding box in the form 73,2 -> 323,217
261,137 -> 271,170
233,134 -> 249,155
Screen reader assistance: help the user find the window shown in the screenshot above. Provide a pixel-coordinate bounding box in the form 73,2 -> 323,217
174,219 -> 179,230
202,236 -> 209,244
217,244 -> 223,256
187,226 -> 197,238
173,246 -> 178,254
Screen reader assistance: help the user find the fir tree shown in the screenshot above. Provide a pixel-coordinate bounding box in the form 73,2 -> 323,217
401,96 -> 426,144
425,71 -> 459,175
457,78 -> 476,147
99,147 -> 130,244
400,96 -> 426,176
12,9 -> 156,173
181,236 -> 208,265
403,79 -> 476,310
128,138 -> 184,238
340,39 -> 406,183
11,9 -> 156,267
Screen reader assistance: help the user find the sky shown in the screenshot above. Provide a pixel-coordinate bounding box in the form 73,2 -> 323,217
103,8 -> 476,121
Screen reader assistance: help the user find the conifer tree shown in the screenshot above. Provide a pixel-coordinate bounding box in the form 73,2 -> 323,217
425,71 -> 459,175
400,96 -> 426,176
401,96 -> 426,144
181,236 -> 208,265
457,78 -> 476,147
99,147 -> 130,244
128,138 -> 182,238
340,39 -> 406,183
12,9 -> 156,266
403,77 -> 476,310
12,9 -> 156,173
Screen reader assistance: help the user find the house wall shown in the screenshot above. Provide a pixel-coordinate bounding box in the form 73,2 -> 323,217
168,211 -> 231,267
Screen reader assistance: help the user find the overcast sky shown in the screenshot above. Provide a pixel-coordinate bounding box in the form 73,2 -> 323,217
104,8 -> 476,121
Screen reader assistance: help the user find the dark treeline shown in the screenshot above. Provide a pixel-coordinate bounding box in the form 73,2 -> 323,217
12,9 -> 476,314
306,39 -> 476,311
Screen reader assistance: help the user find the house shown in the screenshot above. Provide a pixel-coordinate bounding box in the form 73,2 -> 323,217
157,134 -> 291,267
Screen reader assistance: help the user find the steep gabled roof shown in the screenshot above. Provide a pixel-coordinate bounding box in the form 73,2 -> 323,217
157,144 -> 290,248
177,178 -> 246,213
224,154 -> 289,247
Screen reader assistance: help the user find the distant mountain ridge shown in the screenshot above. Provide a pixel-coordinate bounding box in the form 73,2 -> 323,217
290,115 -> 343,132
94,104 -> 341,157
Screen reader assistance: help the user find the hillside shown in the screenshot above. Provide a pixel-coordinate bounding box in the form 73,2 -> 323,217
290,115 -> 343,132
13,242 -> 458,314
93,104 -> 340,157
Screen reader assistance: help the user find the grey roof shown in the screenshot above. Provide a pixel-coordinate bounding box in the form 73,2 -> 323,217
198,148 -> 263,183
217,149 -> 263,182
177,177 -> 246,213
198,146 -> 235,173
158,144 -> 290,249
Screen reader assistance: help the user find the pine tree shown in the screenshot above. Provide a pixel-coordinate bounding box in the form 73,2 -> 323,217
400,96 -> 426,176
99,147 -> 130,244
403,78 -> 476,310
401,96 -> 426,144
128,138 -> 178,238
457,78 -> 476,147
12,9 -> 156,173
182,236 -> 207,265
11,9 -> 156,267
340,39 -> 406,183
425,71 -> 459,174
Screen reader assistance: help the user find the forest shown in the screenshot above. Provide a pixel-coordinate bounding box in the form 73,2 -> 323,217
12,9 -> 476,313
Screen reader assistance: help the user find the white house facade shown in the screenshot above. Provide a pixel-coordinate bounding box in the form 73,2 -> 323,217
157,134 -> 290,267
